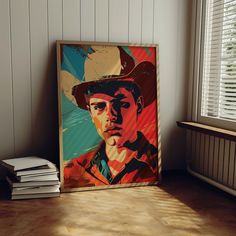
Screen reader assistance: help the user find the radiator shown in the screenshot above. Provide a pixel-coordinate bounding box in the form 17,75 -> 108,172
187,130 -> 236,196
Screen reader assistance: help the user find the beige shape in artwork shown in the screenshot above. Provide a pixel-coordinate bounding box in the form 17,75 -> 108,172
84,46 -> 122,82
60,70 -> 80,105
61,46 -> 122,104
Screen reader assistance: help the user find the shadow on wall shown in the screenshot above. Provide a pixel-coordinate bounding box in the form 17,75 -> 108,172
161,0 -> 192,171
161,125 -> 187,170
31,42 -> 59,168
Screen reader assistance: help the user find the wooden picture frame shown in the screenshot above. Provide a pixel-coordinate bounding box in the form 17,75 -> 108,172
56,41 -> 161,192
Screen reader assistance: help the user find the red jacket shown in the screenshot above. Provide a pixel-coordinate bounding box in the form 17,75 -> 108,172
64,132 -> 158,188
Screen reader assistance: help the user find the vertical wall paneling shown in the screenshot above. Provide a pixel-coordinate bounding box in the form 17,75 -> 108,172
213,137 -> 219,180
141,0 -> 154,43
129,0 -> 142,43
208,136 -> 214,178
109,0 -> 129,42
195,132 -> 201,171
48,0 -> 63,163
218,138 -> 224,182
203,134 -> 210,176
62,0 -> 80,40
153,0 -> 160,43
10,0 -> 32,156
199,133 -> 205,174
186,130 -> 192,166
81,0 -> 95,41
228,142 -> 235,187
48,0 -> 63,43
223,140 -> 230,185
0,0 -> 14,158
30,0 -> 49,155
191,131 -> 196,170
95,0 -> 108,42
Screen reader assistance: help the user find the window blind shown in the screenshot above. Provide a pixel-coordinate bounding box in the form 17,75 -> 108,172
201,0 -> 236,121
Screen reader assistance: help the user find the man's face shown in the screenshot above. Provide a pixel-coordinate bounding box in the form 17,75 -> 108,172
88,87 -> 142,147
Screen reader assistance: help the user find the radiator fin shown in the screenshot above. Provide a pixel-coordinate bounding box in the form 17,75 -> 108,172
187,130 -> 236,192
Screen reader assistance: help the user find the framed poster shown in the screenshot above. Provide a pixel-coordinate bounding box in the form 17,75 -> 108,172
56,41 -> 161,192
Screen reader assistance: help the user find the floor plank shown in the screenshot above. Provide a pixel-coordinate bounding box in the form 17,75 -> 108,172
0,171 -> 235,236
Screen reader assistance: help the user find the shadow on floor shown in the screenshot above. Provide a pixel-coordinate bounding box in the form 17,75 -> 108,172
158,170 -> 236,235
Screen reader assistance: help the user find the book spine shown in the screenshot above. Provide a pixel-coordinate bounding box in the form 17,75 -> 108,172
0,160 -> 14,171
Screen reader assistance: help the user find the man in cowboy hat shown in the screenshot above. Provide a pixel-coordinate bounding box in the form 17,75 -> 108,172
64,46 -> 158,188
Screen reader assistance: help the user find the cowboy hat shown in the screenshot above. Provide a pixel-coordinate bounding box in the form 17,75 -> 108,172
72,46 -> 156,110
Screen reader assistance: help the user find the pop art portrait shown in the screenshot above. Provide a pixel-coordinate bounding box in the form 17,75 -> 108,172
56,42 -> 160,191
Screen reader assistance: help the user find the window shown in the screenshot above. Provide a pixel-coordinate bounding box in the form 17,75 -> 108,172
197,0 -> 236,130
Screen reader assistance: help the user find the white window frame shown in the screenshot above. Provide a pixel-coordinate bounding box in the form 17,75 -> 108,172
191,0 -> 236,132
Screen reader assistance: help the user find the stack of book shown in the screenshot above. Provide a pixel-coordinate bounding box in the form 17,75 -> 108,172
1,156 -> 60,200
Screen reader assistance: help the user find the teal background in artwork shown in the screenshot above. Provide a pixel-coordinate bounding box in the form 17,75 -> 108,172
61,45 -> 85,80
61,45 -> 101,161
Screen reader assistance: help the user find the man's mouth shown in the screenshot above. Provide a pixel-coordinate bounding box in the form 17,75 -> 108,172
105,127 -> 122,132
105,127 -> 122,136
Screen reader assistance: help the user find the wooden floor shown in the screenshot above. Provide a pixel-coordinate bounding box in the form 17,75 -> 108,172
0,171 -> 235,236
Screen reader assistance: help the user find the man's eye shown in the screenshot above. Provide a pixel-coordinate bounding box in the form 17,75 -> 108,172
121,102 -> 130,108
94,103 -> 106,110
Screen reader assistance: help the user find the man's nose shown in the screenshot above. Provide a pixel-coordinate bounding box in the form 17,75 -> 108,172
106,104 -> 117,122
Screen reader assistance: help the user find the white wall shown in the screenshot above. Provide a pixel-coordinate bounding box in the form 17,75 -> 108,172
0,0 -> 191,171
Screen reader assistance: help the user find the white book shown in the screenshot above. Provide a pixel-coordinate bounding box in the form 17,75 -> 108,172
16,162 -> 57,176
18,174 -> 59,182
12,185 -> 60,195
11,192 -> 60,200
6,176 -> 60,188
16,170 -> 58,178
1,156 -> 49,171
